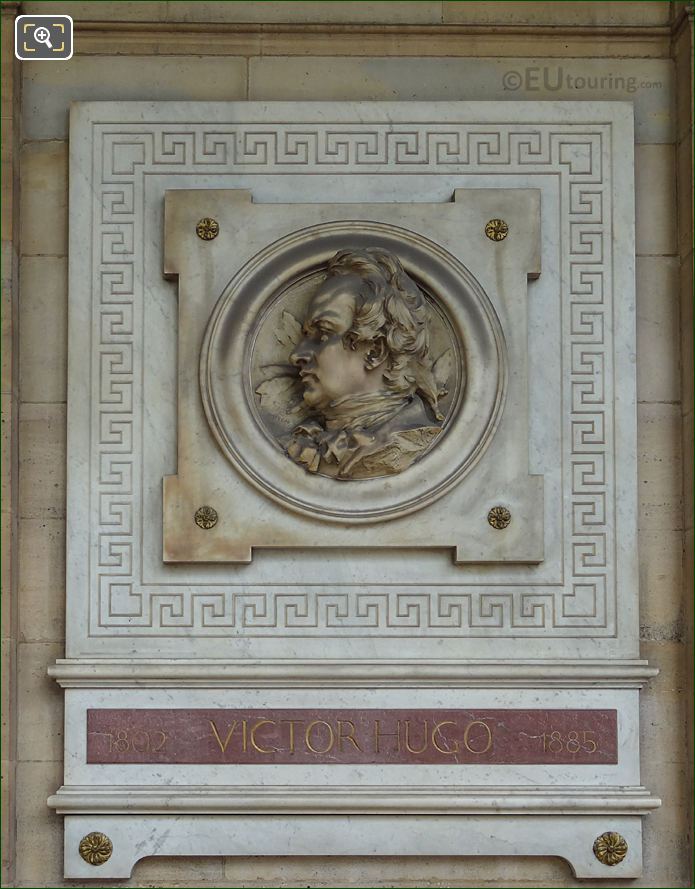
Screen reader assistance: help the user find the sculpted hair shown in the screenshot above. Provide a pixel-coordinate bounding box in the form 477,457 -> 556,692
325,248 -> 443,419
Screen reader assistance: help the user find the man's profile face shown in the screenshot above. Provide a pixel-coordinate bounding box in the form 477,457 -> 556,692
290,274 -> 381,411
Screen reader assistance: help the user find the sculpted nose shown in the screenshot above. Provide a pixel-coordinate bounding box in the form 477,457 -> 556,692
290,339 -> 312,368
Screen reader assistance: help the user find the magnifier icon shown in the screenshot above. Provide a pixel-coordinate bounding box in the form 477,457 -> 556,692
33,25 -> 53,48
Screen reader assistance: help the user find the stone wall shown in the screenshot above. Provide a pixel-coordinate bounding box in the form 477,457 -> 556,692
2,1 -> 692,886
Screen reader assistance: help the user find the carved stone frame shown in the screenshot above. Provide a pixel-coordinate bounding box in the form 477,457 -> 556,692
162,189 -> 543,563
62,101 -> 637,660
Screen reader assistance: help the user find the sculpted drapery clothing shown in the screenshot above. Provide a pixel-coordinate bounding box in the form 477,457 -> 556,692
285,389 -> 440,479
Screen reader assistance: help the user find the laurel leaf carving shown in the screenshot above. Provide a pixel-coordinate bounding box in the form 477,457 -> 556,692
255,375 -> 304,416
274,311 -> 303,349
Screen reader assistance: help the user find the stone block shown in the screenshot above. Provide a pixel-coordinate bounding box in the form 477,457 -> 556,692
19,142 -> 68,257
18,518 -> 65,643
0,759 -> 15,887
22,0 -> 443,23
19,256 -> 68,404
22,56 -> 247,141
641,638 -> 686,696
442,1 -> 671,25
657,748 -> 690,813
129,882 -> 227,889
685,529 -> 694,821
21,1 -> 166,20
638,643 -> 690,888
684,527 -> 694,629
249,57 -> 674,143
0,391 -> 13,515
14,760 -> 64,886
17,642 -> 63,762
638,529 -> 684,637
683,410 -> 693,533
18,403 -> 66,519
637,403 -> 683,531
0,639 -> 15,757
242,29 -> 669,62
641,818 -> 691,888
635,144 -> 678,256
1,14 -> 16,116
679,250 -> 693,411
0,508 -> 14,639
677,131 -> 693,259
636,256 -> 680,403
640,644 -> 688,773
165,1 -> 442,23
1,112 -> 15,242
674,15 -> 694,143
1,239 -> 17,398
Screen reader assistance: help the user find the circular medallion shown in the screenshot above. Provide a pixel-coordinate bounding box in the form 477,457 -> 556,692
196,217 -> 219,241
194,505 -> 218,530
201,221 -> 507,523
487,505 -> 511,530
593,832 -> 628,867
485,218 -> 508,241
78,832 -> 113,866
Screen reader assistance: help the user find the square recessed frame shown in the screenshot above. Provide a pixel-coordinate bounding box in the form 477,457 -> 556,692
163,187 -> 544,564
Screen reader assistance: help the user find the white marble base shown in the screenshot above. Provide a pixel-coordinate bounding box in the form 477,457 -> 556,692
49,678 -> 659,878
62,814 -> 645,879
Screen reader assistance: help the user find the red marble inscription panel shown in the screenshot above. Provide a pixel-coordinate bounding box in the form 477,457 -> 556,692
86,708 -> 617,765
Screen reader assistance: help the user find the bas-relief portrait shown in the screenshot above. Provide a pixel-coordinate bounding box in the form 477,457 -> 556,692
254,249 -> 456,480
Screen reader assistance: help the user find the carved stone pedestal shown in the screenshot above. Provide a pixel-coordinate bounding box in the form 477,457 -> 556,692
60,815 -> 647,880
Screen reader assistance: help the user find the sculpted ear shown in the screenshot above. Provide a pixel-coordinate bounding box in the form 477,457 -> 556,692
364,337 -> 388,371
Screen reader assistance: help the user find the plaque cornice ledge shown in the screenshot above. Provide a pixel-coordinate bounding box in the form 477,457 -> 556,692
48,785 -> 661,815
49,659 -> 657,688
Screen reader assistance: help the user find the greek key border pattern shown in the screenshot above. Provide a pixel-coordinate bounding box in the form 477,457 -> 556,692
92,122 -> 613,636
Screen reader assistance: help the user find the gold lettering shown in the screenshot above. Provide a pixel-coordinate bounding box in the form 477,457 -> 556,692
250,719 -> 277,754
280,719 -> 304,753
131,730 -> 149,753
404,719 -> 428,754
566,730 -> 581,753
151,731 -> 168,752
374,719 -> 401,754
113,730 -> 129,753
305,720 -> 335,754
209,720 -> 238,754
242,719 -> 248,752
337,719 -> 361,752
432,721 -> 458,755
582,731 -> 597,753
463,720 -> 493,754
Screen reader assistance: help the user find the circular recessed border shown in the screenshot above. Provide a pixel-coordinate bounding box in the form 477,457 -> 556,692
200,220 -> 507,523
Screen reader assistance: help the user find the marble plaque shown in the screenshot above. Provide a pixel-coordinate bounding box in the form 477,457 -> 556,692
163,188 -> 543,563
51,101 -> 658,880
87,708 -> 618,765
